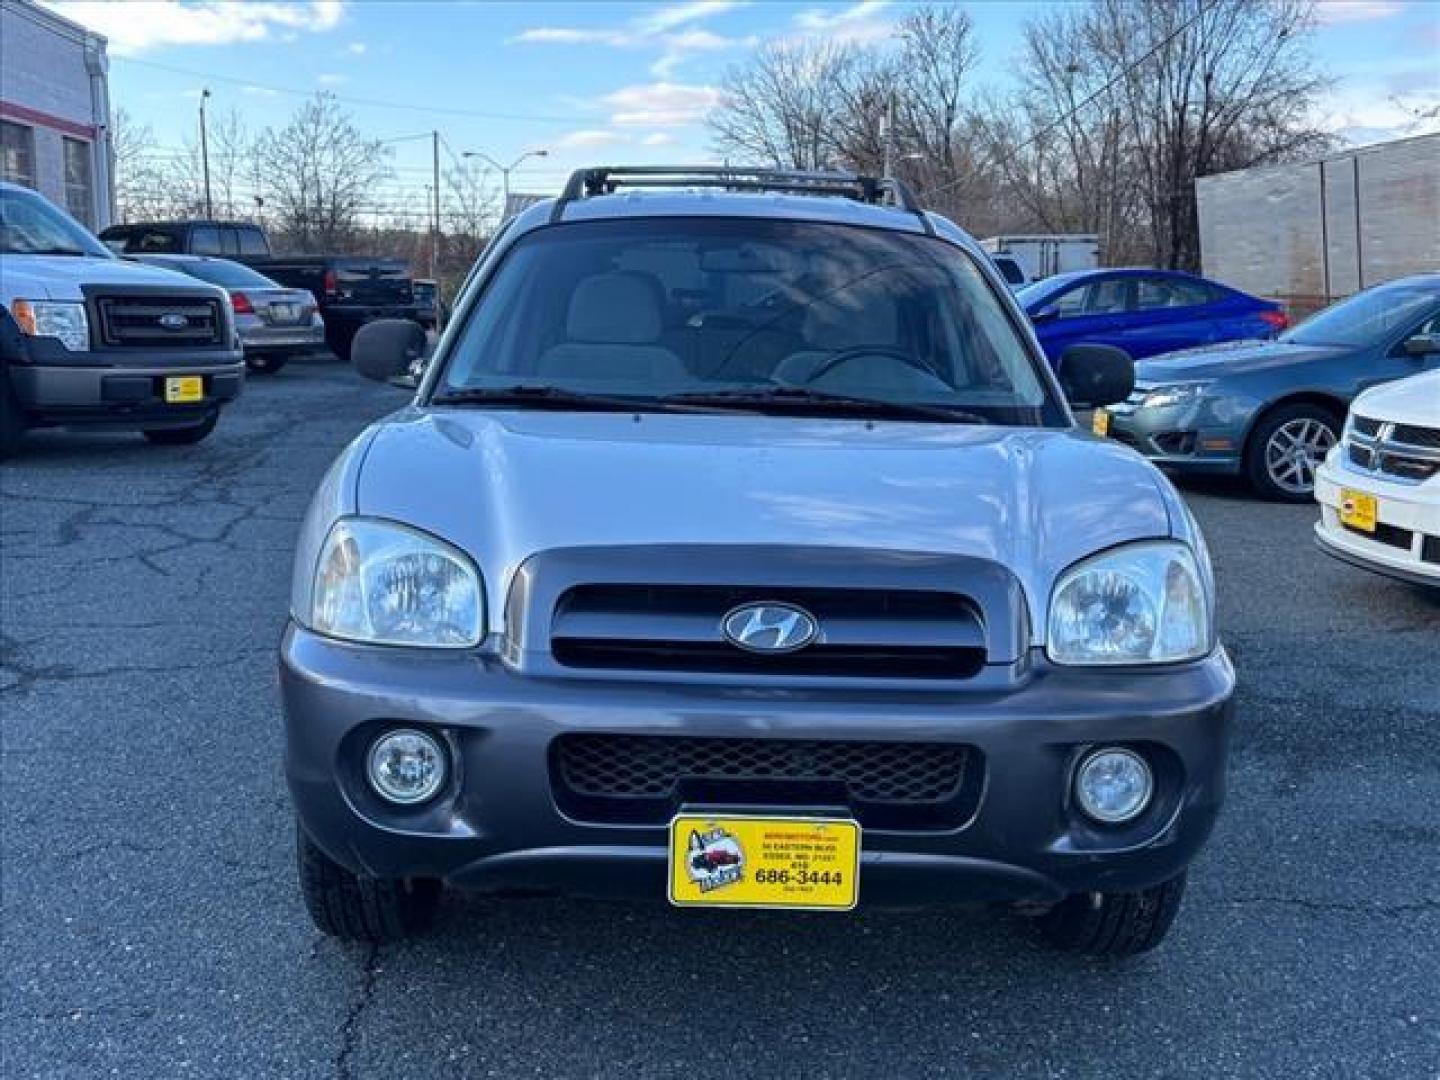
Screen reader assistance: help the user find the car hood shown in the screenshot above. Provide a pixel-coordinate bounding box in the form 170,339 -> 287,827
352,411 -> 1176,642
1137,339 -> 1344,383
1351,367 -> 1440,426
1,253 -> 215,299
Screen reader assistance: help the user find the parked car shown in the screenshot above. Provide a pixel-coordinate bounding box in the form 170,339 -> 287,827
1314,368 -> 1440,587
127,254 -> 324,375
1019,268 -> 1288,365
281,165 -> 1233,959
0,182 -> 243,459
413,278 -> 440,330
100,220 -> 419,360
1100,275 -> 1440,500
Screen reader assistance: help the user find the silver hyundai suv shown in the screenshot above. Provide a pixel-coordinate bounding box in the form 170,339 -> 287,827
282,167 -> 1234,957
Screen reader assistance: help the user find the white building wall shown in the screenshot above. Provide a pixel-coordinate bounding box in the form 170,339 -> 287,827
0,0 -> 112,228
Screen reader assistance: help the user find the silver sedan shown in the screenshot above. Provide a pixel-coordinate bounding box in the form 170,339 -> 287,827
128,254 -> 325,375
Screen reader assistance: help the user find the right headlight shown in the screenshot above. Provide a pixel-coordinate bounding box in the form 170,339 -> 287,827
1047,541 -> 1212,665
12,299 -> 90,352
308,518 -> 483,648
1138,382 -> 1211,410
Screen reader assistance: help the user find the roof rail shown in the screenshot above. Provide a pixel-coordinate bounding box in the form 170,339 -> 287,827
550,165 -> 930,231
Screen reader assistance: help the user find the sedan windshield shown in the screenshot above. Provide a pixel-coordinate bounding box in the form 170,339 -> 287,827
1283,284 -> 1439,348
0,186 -> 111,257
439,218 -> 1061,425
170,258 -> 281,290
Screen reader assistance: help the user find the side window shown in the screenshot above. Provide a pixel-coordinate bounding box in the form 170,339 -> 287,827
237,227 -> 268,256
191,225 -> 222,255
1049,284 -> 1090,317
1081,278 -> 1130,315
219,227 -> 241,256
137,230 -> 179,252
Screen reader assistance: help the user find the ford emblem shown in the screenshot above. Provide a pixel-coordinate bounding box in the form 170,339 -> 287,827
721,602 -> 819,654
159,313 -> 189,330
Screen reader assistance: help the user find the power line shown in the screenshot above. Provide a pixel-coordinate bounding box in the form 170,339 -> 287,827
111,55 -> 585,126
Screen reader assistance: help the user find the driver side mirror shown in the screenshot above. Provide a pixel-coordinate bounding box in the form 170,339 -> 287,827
353,319 -> 427,384
1401,333 -> 1440,357
1059,344 -> 1134,409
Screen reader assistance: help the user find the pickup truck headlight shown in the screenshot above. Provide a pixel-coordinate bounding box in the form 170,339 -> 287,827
1047,541 -> 1211,665
1139,382 -> 1211,410
12,299 -> 90,352
310,518 -> 482,648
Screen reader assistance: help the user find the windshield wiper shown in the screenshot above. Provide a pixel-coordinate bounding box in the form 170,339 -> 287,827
662,387 -> 990,424
430,384 -> 743,414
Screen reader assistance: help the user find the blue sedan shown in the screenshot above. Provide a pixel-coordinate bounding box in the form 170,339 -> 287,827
1019,268 -> 1287,365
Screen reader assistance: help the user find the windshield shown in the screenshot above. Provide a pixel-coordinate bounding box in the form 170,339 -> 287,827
439,218 -> 1059,425
1283,285 -> 1440,348
170,258 -> 280,289
0,186 -> 111,257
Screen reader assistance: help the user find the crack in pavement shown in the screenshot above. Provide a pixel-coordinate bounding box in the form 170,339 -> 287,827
335,944 -> 382,1080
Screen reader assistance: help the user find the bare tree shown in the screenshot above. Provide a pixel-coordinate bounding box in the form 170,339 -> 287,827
110,107 -> 181,221
251,94 -> 391,252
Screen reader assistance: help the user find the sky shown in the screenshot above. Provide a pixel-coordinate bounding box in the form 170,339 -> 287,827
40,0 -> 1440,225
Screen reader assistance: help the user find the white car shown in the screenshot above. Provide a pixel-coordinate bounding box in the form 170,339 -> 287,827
1315,368 -> 1440,587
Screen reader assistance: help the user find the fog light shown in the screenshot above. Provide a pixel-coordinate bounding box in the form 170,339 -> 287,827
366,729 -> 446,805
1074,748 -> 1153,824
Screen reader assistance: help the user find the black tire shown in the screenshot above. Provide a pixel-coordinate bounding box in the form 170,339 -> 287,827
296,822 -> 441,942
0,375 -> 27,461
1243,402 -> 1341,502
245,353 -> 288,375
326,326 -> 355,362
142,410 -> 219,446
1036,872 -> 1187,958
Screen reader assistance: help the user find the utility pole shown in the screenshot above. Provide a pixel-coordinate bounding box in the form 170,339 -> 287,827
430,130 -> 440,280
462,148 -> 549,220
199,88 -> 213,218
882,91 -> 894,180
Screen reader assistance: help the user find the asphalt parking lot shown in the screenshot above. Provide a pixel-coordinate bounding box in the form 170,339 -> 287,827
3,356 -> 1437,1079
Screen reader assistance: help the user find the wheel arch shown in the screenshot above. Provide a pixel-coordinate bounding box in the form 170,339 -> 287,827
1241,391 -> 1348,454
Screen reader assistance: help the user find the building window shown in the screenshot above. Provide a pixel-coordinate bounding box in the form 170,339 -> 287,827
63,137 -> 94,227
1,120 -> 36,187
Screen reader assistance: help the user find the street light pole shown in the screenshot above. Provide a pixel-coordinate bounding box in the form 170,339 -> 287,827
462,148 -> 548,216
199,88 -> 213,218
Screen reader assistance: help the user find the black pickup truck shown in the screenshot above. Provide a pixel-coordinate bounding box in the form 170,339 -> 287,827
98,220 -> 418,359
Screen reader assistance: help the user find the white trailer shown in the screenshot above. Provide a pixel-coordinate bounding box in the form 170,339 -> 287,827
979,235 -> 1100,283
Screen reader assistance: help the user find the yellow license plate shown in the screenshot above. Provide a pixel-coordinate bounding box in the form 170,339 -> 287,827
1339,488 -> 1378,533
164,376 -> 204,404
1091,409 -> 1110,436
668,814 -> 859,911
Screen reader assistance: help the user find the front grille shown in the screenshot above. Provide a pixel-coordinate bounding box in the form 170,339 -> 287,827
1348,443 -> 1374,469
1343,521 -> 1414,550
1392,423 -> 1440,450
1352,415 -> 1383,437
96,296 -> 223,347
1380,455 -> 1440,482
550,584 -> 987,680
551,734 -> 982,830
1423,535 -> 1440,565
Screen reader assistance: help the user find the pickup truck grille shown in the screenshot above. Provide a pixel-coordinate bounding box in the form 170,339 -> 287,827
549,584 -> 987,680
96,296 -> 224,348
551,734 -> 983,829
1346,415 -> 1440,484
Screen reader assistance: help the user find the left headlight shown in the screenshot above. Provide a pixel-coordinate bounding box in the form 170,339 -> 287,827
309,518 -> 483,648
12,299 -> 89,351
1138,381 -> 1211,410
1047,541 -> 1212,665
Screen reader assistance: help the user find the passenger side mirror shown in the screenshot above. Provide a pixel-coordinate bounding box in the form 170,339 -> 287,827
1031,305 -> 1059,325
1401,333 -> 1440,357
1059,344 -> 1134,409
353,319 -> 427,384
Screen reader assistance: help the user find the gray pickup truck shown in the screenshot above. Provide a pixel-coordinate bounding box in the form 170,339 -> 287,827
0,182 -> 242,458
282,166 -> 1234,959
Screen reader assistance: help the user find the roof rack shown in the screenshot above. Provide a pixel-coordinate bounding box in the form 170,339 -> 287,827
550,165 -> 931,232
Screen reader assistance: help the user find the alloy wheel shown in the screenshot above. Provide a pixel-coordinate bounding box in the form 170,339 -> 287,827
1264,417 -> 1336,495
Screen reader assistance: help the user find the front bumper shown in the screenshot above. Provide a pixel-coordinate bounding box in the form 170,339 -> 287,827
238,322 -> 326,353
10,356 -> 244,425
1314,459 -> 1440,586
1103,399 -> 1246,475
282,625 -> 1235,907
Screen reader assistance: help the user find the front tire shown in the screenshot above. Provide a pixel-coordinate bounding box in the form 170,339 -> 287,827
296,823 -> 441,942
1036,872 -> 1187,957
1243,403 -> 1340,502
142,410 -> 218,446
245,353 -> 288,375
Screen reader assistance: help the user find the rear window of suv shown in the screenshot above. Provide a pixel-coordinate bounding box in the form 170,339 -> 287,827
440,217 -> 1060,425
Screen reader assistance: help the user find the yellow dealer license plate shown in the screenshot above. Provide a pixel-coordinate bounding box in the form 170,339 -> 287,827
1091,409 -> 1110,436
668,814 -> 859,911
164,376 -> 204,404
1339,488 -> 1377,533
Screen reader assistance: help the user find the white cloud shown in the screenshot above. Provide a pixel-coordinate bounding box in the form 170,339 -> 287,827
641,132 -> 677,147
1313,1 -> 1407,25
791,0 -> 896,45
602,82 -> 724,127
511,1 -> 750,78
317,73 -> 347,86
346,41 -> 367,55
43,0 -> 343,56
636,1 -> 747,34
556,129 -> 631,149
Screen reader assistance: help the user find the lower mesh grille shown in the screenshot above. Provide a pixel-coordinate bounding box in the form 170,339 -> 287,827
551,734 -> 981,830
